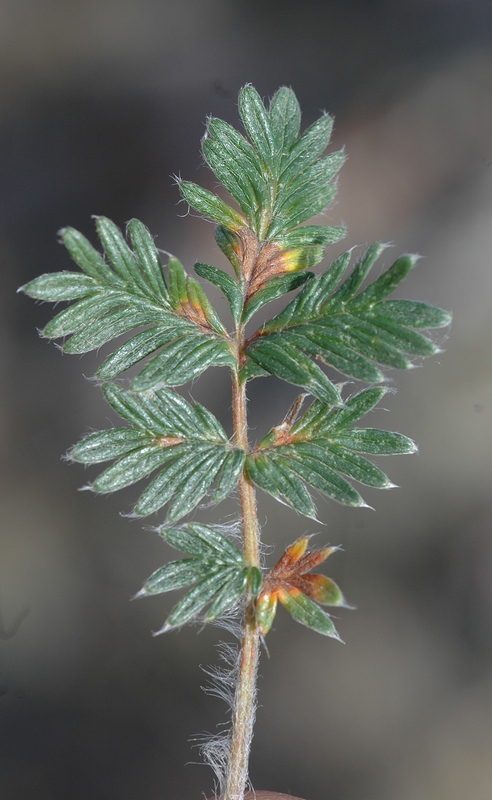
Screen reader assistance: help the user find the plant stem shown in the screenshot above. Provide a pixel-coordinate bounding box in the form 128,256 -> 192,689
225,351 -> 261,800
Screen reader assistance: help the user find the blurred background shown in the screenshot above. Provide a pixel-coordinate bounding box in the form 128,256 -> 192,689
1,1 -> 492,798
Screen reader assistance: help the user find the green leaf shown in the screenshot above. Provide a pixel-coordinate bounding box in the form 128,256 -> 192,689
268,183 -> 338,238
212,449 -> 246,503
278,589 -> 341,639
92,445 -> 174,493
378,299 -> 452,329
242,272 -> 313,325
202,136 -> 259,222
349,253 -> 417,306
205,567 -> 250,621
162,523 -> 244,564
186,275 -> 227,334
245,453 -> 316,518
273,224 -> 345,250
292,387 -> 387,437
132,447 -> 203,516
166,447 -> 229,522
59,227 -> 124,287
62,306 -> 166,354
141,523 -> 252,629
131,334 -> 235,391
32,218 -> 233,387
194,262 -> 243,325
280,452 -> 364,507
22,271 -> 97,301
260,251 -> 351,333
245,244 -> 450,392
215,226 -> 242,275
246,336 -> 341,405
127,218 -> 169,301
43,292 -> 125,338
239,85 -> 275,171
168,256 -> 188,308
71,428 -> 153,464
194,403 -> 228,441
96,324 -> 190,380
102,382 -> 224,440
249,387 -> 416,516
278,112 -> 334,186
179,181 -> 245,230
75,384 -> 242,520
323,242 -> 386,309
336,428 -> 417,455
166,568 -> 237,628
205,118 -> 269,215
249,566 -> 263,596
239,360 -> 270,382
183,86 -> 344,245
272,152 -> 345,224
95,216 -> 152,297
291,441 -> 391,489
144,559 -> 217,594
268,87 -> 301,168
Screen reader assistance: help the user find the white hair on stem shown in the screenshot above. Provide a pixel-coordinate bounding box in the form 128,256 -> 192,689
193,607 -> 258,799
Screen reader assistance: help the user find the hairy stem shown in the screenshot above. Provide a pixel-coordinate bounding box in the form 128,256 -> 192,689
225,353 -> 261,800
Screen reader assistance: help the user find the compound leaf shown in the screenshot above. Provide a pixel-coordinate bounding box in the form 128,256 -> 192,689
71,384 -> 243,521
140,524 -> 260,630
23,218 -> 234,388
246,387 -> 415,516
244,245 -> 451,394
186,84 -> 342,250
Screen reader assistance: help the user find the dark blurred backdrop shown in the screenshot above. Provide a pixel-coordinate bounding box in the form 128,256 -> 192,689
1,2 -> 492,799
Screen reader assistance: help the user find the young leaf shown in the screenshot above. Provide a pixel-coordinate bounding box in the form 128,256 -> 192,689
187,84 -> 343,250
277,588 -> 341,639
256,536 -> 347,637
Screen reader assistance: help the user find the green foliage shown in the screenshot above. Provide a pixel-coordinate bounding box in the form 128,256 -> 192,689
138,524 -> 260,630
246,387 -> 415,517
71,383 -> 244,522
22,84 -> 451,639
244,243 -> 451,400
256,537 -> 348,639
184,85 -> 345,256
24,218 -> 235,389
